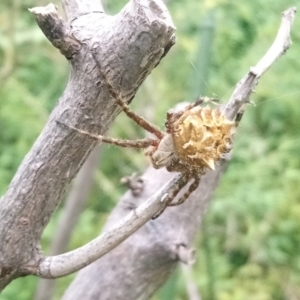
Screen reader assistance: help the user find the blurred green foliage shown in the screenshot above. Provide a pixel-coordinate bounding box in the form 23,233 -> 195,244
1,0 -> 300,299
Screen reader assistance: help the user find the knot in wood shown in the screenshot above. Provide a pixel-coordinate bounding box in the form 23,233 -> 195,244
18,217 -> 30,228
172,106 -> 235,170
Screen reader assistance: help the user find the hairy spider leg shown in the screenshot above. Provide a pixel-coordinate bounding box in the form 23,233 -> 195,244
165,96 -> 220,133
168,176 -> 201,206
152,173 -> 191,219
91,51 -> 164,139
166,97 -> 208,124
112,90 -> 164,139
56,121 -> 157,149
186,96 -> 220,110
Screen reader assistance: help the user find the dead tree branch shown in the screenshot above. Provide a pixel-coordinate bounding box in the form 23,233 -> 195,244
0,0 -> 295,295
0,0 -> 175,291
34,146 -> 101,300
224,7 -> 296,120
62,7 -> 296,300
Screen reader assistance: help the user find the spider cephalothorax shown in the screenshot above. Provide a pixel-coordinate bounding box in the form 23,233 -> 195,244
57,96 -> 236,211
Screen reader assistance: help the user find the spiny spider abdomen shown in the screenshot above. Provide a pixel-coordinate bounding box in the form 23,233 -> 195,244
171,106 -> 236,171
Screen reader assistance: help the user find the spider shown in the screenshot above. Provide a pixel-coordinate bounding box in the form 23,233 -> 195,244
57,52 -> 237,212
57,96 -> 236,206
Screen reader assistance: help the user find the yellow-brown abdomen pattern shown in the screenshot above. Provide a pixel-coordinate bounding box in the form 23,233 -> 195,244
172,106 -> 235,171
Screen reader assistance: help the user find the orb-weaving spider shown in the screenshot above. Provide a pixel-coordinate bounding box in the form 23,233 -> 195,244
57,53 -> 236,210
58,97 -> 236,207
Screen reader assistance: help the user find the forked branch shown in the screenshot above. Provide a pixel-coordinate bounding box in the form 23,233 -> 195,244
36,7 -> 296,279
38,174 -> 186,278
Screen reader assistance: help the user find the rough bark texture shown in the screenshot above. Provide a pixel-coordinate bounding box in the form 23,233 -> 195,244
0,0 -> 175,291
34,146 -> 101,300
0,0 -> 295,296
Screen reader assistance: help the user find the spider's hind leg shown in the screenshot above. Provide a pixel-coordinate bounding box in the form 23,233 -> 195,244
168,175 -> 200,207
90,50 -> 164,139
152,173 -> 191,219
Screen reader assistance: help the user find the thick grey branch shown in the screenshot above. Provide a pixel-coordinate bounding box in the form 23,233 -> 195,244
62,166 -> 224,300
0,0 -> 175,290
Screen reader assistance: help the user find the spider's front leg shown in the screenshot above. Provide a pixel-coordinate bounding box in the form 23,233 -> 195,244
90,50 -> 164,139
112,93 -> 164,139
56,120 -> 158,149
165,96 -> 220,133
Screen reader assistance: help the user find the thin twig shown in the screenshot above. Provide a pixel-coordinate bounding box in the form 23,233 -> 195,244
223,7 -> 296,120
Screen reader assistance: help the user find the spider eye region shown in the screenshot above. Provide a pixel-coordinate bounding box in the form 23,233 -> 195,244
172,106 -> 235,170
147,134 -> 176,169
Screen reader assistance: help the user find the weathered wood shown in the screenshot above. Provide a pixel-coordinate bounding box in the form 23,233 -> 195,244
63,166 -> 225,300
0,0 -> 175,290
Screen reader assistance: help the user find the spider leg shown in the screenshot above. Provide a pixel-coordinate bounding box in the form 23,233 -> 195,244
186,96 -> 220,110
152,173 -> 191,219
235,108 -> 245,126
166,98 -> 206,126
113,94 -> 164,139
167,175 -> 200,207
166,96 -> 220,133
56,120 -> 157,148
90,51 -> 164,139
